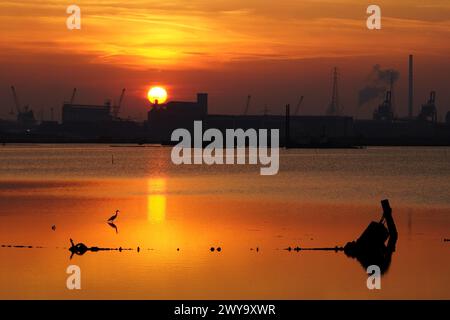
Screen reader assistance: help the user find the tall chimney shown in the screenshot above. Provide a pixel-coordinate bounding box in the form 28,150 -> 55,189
408,55 -> 413,119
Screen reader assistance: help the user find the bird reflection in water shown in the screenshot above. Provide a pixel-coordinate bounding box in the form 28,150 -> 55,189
107,221 -> 119,234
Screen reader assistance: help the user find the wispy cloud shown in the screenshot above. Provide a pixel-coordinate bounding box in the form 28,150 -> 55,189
1,0 -> 449,70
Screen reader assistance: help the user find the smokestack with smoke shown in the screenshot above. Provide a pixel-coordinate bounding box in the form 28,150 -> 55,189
358,64 -> 400,106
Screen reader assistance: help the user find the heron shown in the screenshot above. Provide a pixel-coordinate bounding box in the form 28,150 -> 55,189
107,210 -> 119,223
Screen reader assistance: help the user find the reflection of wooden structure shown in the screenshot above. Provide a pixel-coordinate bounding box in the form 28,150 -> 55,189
68,238 -> 133,259
343,199 -> 397,274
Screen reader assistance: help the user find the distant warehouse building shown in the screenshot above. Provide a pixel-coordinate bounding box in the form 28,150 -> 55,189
147,93 -> 208,141
147,93 -> 208,121
60,101 -> 145,140
62,102 -> 112,124
146,92 -> 354,146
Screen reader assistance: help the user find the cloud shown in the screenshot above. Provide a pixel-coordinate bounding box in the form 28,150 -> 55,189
0,0 -> 449,71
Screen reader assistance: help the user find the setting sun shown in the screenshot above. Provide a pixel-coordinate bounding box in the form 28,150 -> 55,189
148,86 -> 168,104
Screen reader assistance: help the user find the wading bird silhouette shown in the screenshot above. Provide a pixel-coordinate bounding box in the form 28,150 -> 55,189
107,210 -> 119,223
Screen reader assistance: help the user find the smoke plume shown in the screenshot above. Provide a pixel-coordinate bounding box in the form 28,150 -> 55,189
358,64 -> 400,106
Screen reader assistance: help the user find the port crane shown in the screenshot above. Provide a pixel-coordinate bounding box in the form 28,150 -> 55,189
294,96 -> 304,116
10,86 -> 21,115
418,91 -> 437,123
10,86 -> 36,126
69,88 -> 77,104
113,88 -> 126,119
243,95 -> 251,115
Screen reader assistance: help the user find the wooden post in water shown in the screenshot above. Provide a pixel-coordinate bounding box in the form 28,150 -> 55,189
285,104 -> 290,148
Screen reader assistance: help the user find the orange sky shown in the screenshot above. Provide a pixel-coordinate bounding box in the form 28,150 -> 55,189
0,0 -> 449,120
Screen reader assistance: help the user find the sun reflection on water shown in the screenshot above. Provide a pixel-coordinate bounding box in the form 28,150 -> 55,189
147,178 -> 167,223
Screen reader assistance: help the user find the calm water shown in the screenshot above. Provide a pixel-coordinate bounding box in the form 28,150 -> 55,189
0,144 -> 449,299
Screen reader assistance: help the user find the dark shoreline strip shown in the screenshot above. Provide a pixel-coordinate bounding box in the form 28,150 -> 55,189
1,244 -> 44,249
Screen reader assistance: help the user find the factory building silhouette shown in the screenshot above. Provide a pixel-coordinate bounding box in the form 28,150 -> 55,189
145,92 -> 353,146
63,102 -> 112,123
1,55 -> 450,145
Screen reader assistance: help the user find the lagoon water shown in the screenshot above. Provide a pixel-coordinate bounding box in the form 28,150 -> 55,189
0,144 -> 449,299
